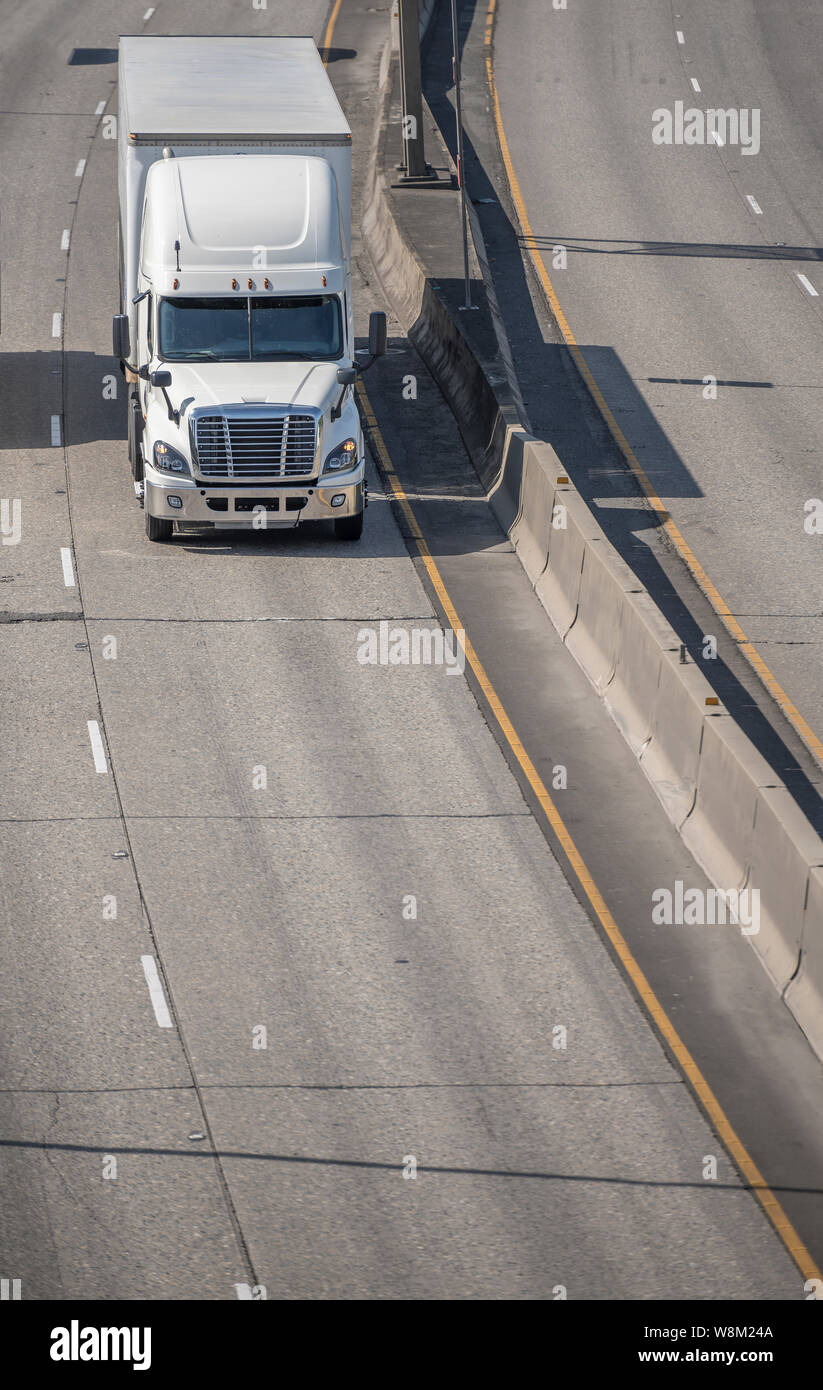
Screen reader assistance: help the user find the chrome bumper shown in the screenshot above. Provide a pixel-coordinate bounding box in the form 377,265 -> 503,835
144,462 -> 364,529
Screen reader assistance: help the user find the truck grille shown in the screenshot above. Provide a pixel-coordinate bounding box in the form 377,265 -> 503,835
194,414 -> 317,479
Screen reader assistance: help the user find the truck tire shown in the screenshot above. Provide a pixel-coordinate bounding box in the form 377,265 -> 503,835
145,511 -> 174,542
334,511 -> 363,541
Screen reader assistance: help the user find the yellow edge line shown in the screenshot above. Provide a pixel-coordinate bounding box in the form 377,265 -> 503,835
483,0 -> 823,770
329,0 -> 819,1283
358,376 -> 820,1285
321,0 -> 344,62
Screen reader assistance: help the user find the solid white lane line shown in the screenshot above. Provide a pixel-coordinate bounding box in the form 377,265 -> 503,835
52,313 -> 62,338
746,195 -> 763,215
60,547 -> 75,587
61,229 -> 70,251
87,720 -> 108,773
676,31 -> 685,44
95,100 -> 105,115
690,77 -> 701,93
75,159 -> 86,177
798,273 -> 819,297
51,415 -> 62,446
141,955 -> 173,1028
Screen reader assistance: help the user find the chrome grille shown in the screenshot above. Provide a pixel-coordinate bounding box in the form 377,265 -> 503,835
194,414 -> 317,479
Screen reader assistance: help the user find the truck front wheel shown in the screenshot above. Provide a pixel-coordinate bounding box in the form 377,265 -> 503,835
334,511 -> 363,541
146,511 -> 174,542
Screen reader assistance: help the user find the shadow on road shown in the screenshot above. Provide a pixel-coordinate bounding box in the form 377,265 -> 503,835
410,0 -> 823,830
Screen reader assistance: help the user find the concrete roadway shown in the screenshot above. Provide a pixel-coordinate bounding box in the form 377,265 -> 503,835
487,0 -> 823,759
0,0 -> 815,1299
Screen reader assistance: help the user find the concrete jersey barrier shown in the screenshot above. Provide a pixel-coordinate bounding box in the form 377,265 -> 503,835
362,31 -> 823,1063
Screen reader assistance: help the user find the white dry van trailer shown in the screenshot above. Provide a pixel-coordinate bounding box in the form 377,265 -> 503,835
113,35 -> 385,541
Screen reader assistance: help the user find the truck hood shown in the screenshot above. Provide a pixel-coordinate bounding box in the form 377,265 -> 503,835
164,360 -> 344,416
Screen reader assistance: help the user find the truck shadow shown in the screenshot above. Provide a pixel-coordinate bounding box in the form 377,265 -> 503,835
173,513 -> 402,559
67,48 -> 118,65
0,351 -> 127,449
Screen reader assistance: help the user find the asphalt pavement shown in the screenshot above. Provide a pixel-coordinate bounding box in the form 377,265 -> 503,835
0,0 -> 817,1300
469,0 -> 823,766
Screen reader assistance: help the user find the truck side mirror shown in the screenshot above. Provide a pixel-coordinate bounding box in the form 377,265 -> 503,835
149,369 -> 179,425
112,314 -> 130,360
332,366 -> 358,420
368,311 -> 387,359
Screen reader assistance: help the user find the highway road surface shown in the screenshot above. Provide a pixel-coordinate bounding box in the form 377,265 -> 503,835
0,0 -> 818,1300
485,0 -> 823,767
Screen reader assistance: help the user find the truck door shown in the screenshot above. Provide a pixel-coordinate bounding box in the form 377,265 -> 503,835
137,292 -> 152,421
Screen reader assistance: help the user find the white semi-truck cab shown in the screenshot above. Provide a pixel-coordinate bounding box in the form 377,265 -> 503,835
112,36 -> 385,542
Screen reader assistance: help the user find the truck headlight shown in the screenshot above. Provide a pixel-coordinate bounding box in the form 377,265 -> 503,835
153,441 -> 191,475
323,438 -> 357,474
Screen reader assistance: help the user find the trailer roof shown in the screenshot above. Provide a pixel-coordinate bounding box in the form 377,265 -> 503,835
119,36 -> 351,142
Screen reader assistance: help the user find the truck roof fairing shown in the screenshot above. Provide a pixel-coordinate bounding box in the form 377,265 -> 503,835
140,154 -> 346,294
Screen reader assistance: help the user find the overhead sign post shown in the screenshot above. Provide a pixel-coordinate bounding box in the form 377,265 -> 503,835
397,0 -> 429,180
450,0 -> 473,308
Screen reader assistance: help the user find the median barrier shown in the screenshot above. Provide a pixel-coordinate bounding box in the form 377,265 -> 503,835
605,590 -> 673,759
785,867 -> 823,1063
363,13 -> 823,1059
750,789 -> 823,995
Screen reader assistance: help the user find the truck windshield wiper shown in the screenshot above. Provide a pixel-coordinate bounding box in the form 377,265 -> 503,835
254,351 -> 323,361
173,351 -> 221,360
177,350 -> 250,361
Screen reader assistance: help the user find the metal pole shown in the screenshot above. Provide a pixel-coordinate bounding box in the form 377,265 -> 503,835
397,0 -> 409,174
398,0 -> 427,179
450,0 -> 472,307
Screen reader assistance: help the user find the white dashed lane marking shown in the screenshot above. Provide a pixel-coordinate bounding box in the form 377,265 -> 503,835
141,956 -> 173,1028
87,720 -> 108,774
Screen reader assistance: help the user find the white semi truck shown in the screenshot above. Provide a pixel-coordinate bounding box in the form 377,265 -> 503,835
112,36 -> 385,542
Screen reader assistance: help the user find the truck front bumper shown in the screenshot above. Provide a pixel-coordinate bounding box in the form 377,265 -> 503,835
144,464 -> 365,529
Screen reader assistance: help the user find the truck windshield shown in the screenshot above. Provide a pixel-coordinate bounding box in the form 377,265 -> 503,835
159,295 -> 343,361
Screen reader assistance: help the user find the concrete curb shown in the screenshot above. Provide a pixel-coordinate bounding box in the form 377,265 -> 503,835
362,27 -> 823,1061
